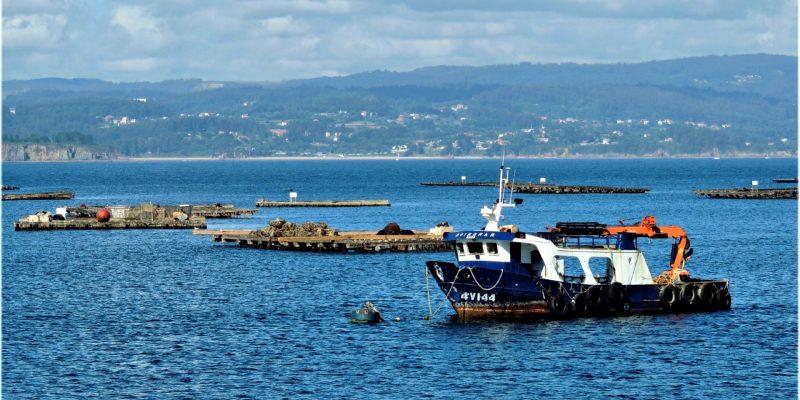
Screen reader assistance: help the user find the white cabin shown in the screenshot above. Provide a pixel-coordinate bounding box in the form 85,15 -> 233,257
448,164 -> 654,286
451,234 -> 655,286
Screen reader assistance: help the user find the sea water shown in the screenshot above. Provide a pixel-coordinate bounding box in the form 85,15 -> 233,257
2,158 -> 797,398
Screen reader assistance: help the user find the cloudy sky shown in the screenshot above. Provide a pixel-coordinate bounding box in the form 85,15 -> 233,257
2,0 -> 797,82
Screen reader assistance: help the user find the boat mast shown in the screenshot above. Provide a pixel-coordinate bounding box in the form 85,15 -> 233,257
497,161 -> 505,205
481,157 -> 518,231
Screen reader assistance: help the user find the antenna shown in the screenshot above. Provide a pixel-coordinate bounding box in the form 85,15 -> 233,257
481,162 -> 522,231
509,169 -> 517,203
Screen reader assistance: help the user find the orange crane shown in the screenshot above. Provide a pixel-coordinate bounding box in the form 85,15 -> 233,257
602,215 -> 693,277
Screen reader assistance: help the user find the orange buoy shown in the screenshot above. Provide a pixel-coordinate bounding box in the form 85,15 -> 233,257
96,208 -> 111,222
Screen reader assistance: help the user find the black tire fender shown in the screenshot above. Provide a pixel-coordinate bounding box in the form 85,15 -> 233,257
659,285 -> 678,308
549,293 -> 571,317
716,287 -> 732,309
698,282 -> 718,306
679,283 -> 697,304
587,285 -> 604,312
608,282 -> 626,305
571,292 -> 588,314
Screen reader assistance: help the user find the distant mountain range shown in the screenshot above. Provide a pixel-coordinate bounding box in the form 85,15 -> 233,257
2,54 -> 797,159
297,54 -> 795,99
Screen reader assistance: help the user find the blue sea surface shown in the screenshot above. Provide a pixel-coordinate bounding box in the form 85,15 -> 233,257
2,158 -> 797,398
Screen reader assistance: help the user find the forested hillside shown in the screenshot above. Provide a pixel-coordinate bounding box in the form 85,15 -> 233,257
3,54 -> 796,158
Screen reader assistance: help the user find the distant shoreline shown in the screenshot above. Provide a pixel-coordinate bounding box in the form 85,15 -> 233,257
3,154 -> 797,163
127,154 -> 798,162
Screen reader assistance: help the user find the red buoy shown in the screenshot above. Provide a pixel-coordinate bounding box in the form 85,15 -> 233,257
96,208 -> 111,222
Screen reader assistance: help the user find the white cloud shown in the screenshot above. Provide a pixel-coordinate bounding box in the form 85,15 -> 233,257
237,0 -> 357,15
3,0 -> 67,15
110,5 -> 167,51
1,0 -> 795,81
390,0 -> 786,20
259,16 -> 309,35
756,32 -> 777,46
3,14 -> 67,49
283,0 -> 355,14
102,57 -> 164,73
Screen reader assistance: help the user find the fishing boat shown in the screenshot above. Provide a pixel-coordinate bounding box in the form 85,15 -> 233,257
425,165 -> 731,319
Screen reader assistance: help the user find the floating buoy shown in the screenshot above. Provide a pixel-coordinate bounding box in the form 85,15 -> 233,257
96,208 -> 111,222
350,301 -> 383,324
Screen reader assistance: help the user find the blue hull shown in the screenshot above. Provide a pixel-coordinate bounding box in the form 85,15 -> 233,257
426,260 -> 730,319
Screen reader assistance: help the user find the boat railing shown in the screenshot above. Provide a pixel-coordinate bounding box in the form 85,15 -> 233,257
536,232 -> 615,249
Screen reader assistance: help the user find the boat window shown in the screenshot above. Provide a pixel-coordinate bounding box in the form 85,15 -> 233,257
527,248 -> 545,277
589,257 -> 611,284
466,242 -> 484,255
510,242 -> 521,261
455,242 -> 465,255
530,249 -> 544,267
486,242 -> 498,255
556,256 -> 584,284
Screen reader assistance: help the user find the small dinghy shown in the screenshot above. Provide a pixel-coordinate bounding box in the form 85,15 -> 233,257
350,301 -> 383,323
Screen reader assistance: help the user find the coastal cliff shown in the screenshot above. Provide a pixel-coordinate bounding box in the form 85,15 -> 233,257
2,143 -> 119,161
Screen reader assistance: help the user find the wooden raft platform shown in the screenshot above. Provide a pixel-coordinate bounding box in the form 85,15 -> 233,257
421,181 -> 496,186
63,204 -> 255,219
3,191 -> 75,201
189,204 -> 257,218
194,230 -> 449,253
695,188 -> 797,199
773,177 -> 798,183
513,184 -> 649,194
422,181 -> 648,193
256,199 -> 390,207
14,218 -> 206,231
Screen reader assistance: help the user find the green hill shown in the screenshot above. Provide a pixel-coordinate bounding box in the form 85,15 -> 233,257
3,54 -> 796,158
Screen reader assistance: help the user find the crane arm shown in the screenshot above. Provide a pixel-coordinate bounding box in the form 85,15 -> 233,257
602,216 -> 692,273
